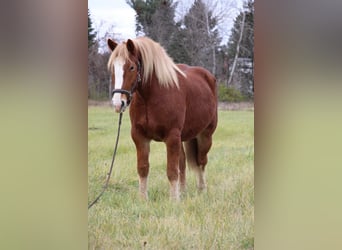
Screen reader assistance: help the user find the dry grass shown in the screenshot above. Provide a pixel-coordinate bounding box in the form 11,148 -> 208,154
88,106 -> 254,249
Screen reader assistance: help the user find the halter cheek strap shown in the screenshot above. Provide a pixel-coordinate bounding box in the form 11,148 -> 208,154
112,60 -> 142,106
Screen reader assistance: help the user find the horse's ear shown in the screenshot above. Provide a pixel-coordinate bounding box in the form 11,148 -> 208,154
107,39 -> 117,51
126,39 -> 135,54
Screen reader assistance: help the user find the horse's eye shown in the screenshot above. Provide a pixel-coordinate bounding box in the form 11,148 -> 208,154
129,65 -> 135,71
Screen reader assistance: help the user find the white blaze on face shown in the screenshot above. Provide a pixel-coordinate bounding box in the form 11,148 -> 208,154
112,57 -> 125,110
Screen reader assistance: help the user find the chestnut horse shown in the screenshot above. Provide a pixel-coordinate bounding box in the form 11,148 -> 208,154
107,37 -> 217,200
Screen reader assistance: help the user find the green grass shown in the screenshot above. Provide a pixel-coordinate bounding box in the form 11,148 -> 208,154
88,106 -> 254,249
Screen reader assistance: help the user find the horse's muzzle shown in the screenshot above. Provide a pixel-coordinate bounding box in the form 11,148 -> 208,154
112,89 -> 132,113
112,99 -> 126,113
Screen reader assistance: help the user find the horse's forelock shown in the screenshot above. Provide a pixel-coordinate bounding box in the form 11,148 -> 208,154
107,43 -> 131,73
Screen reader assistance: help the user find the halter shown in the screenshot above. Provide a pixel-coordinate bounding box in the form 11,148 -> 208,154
112,60 -> 142,106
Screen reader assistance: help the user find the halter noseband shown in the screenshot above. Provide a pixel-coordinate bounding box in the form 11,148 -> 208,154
112,60 -> 142,106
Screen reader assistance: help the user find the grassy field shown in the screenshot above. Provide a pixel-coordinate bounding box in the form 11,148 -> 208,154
88,105 -> 254,249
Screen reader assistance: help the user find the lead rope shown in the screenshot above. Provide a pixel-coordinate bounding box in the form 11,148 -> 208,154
88,111 -> 123,209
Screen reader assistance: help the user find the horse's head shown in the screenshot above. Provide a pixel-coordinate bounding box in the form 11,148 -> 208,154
107,38 -> 141,113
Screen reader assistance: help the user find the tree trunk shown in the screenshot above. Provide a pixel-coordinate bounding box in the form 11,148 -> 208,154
212,43 -> 216,75
204,4 -> 216,75
227,10 -> 246,86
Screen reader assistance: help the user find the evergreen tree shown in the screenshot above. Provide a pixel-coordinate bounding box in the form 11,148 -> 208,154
216,44 -> 230,81
227,0 -> 254,59
182,0 -> 221,73
127,0 -> 180,62
127,0 -> 171,38
149,0 -> 178,50
168,22 -> 191,64
88,9 -> 97,48
227,0 -> 254,97
127,0 -> 149,36
126,0 -> 221,72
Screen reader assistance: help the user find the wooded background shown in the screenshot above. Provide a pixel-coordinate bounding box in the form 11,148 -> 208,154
88,0 -> 254,101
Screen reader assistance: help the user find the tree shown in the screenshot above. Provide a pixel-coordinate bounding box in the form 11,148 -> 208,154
88,23 -> 118,100
227,0 -> 254,59
88,9 -> 97,48
88,45 -> 111,99
149,0 -> 178,49
127,0 -> 158,36
127,0 -> 182,62
227,9 -> 245,86
127,0 -> 177,42
227,0 -> 254,97
182,0 -> 221,74
215,44 -> 230,82
168,22 -> 191,64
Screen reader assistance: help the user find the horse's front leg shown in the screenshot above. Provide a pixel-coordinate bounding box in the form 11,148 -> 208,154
165,130 -> 182,201
132,130 -> 150,200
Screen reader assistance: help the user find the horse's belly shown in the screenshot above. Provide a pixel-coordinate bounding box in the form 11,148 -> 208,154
181,105 -> 216,141
181,130 -> 199,141
181,122 -> 209,141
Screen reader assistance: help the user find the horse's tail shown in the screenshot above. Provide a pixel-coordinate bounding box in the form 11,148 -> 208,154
184,139 -> 200,171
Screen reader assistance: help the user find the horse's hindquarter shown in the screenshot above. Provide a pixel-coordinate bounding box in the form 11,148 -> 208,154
179,65 -> 218,140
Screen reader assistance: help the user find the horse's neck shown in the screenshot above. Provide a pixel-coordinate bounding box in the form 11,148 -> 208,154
136,75 -> 158,100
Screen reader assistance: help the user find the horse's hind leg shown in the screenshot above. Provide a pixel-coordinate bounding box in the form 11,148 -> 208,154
195,132 -> 213,190
184,138 -> 204,190
185,130 -> 213,191
165,129 -> 182,200
179,143 -> 186,193
196,116 -> 217,190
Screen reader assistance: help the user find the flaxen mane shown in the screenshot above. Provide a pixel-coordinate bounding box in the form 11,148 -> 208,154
108,37 -> 185,88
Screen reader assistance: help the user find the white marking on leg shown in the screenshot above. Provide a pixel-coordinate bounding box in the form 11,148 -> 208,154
170,180 -> 180,201
112,57 -> 124,111
197,166 -> 206,190
179,166 -> 186,193
180,179 -> 186,193
139,177 -> 148,200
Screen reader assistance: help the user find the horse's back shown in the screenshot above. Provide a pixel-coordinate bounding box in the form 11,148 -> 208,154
177,64 -> 217,97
